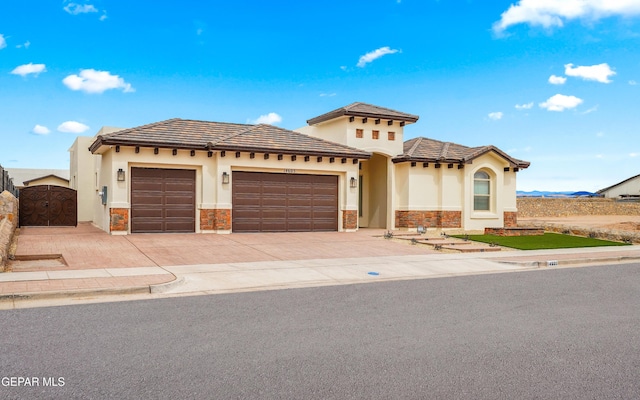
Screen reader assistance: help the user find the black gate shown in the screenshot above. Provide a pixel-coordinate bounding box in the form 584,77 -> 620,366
19,185 -> 77,227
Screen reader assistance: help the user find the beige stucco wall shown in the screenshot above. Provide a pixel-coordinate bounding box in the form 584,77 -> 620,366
297,116 -> 405,157
393,151 -> 519,231
69,136 -> 98,222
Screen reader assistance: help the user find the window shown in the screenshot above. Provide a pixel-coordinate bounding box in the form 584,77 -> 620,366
473,170 -> 491,211
388,131 -> 395,141
356,129 -> 363,138
372,130 -> 379,140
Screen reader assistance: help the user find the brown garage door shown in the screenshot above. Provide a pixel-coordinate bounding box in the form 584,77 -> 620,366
131,168 -> 196,233
232,172 -> 338,232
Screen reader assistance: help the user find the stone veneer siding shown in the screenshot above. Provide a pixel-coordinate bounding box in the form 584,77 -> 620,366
342,210 -> 357,230
504,211 -> 518,228
200,209 -> 231,231
109,208 -> 129,232
395,210 -> 462,229
0,191 -> 18,270
517,197 -> 640,218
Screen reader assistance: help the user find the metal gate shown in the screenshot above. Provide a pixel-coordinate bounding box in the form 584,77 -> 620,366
19,185 -> 77,227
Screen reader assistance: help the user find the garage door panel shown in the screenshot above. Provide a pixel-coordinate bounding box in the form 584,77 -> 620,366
232,172 -> 337,233
131,168 -> 195,233
131,221 -> 164,233
262,209 -> 287,219
165,195 -> 195,205
131,208 -> 163,218
165,181 -> 195,191
165,208 -> 195,218
131,195 -> 163,206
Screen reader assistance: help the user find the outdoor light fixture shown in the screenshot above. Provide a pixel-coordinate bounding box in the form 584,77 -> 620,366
350,177 -> 357,188
222,172 -> 230,184
117,168 -> 125,182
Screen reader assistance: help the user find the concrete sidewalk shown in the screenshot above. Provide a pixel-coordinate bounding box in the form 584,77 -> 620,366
2,224 -> 640,309
2,245 -> 640,309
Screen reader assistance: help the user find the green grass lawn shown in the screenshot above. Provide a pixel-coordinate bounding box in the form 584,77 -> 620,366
451,232 -> 631,250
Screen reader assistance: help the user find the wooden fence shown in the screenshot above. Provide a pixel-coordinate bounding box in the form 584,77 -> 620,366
0,164 -> 18,197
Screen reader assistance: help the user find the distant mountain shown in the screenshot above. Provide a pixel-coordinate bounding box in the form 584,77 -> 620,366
517,190 -> 599,197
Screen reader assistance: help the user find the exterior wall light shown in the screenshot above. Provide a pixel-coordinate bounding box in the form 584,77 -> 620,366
222,172 -> 230,184
117,168 -> 125,182
350,177 -> 357,188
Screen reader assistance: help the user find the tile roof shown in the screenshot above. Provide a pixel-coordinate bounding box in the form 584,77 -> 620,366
393,137 -> 530,168
306,102 -> 419,125
89,118 -> 371,159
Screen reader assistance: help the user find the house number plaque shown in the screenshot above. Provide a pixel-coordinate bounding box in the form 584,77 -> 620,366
284,169 -> 295,174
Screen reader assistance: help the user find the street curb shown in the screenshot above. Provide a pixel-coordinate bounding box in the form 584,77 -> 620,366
496,255 -> 640,268
150,276 -> 186,293
0,285 -> 151,303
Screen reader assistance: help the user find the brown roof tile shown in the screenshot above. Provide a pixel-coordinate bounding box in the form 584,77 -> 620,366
393,137 -> 530,168
89,118 -> 371,159
307,102 -> 419,125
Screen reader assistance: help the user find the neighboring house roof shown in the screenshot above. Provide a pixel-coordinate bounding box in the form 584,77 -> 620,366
393,137 -> 530,168
306,102 -> 420,125
6,168 -> 70,187
89,118 -> 372,159
23,174 -> 70,186
596,173 -> 640,194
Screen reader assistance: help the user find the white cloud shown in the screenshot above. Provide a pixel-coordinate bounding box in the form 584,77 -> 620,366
57,121 -> 90,133
357,46 -> 399,68
564,63 -> 615,83
99,12 -> 107,21
493,0 -> 640,33
548,75 -> 566,85
62,69 -> 134,94
0,34 -> 6,50
32,125 -> 51,135
340,66 -> 347,71
250,112 -> 282,125
64,3 -> 98,15
515,102 -> 533,110
11,63 -> 46,77
16,40 -> 30,49
319,93 -> 336,97
581,105 -> 599,114
630,80 -> 638,85
630,153 -> 638,157
488,112 -> 503,120
539,94 -> 583,111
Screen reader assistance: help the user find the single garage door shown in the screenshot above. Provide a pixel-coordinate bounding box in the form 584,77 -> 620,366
131,167 -> 196,233
232,172 -> 338,232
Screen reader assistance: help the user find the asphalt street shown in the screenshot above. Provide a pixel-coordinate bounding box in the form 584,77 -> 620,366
1,263 -> 640,399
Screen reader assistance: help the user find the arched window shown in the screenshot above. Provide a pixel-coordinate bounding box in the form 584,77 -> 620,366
474,170 -> 491,211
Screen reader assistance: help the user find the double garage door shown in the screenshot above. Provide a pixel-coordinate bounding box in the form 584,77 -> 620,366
232,172 -> 338,233
130,168 -> 338,233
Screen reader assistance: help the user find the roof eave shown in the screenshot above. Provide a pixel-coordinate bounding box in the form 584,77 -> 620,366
307,111 -> 419,126
208,144 -> 371,159
90,138 -> 208,154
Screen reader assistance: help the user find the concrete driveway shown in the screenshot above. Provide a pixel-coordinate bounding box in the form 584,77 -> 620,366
13,223 -> 439,270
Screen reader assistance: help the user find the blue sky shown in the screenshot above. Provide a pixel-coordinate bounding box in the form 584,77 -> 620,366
1,0 -> 639,192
